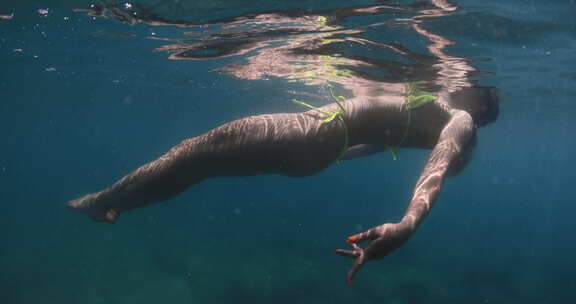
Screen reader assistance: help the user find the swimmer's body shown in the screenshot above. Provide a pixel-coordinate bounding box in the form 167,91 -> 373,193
68,85 -> 498,283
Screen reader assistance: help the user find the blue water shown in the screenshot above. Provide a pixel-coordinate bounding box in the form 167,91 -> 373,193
1,0 -> 575,303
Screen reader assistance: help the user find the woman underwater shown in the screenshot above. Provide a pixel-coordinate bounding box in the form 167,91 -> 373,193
69,0 -> 499,284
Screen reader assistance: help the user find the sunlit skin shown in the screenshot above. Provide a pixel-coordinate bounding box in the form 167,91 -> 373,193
70,0 -> 498,284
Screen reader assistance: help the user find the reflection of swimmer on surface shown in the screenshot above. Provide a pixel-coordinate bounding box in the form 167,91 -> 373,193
68,83 -> 499,283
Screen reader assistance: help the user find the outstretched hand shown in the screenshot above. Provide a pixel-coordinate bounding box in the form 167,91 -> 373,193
335,221 -> 413,285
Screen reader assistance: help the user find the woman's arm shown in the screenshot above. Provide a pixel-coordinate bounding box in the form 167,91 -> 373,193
401,109 -> 475,229
336,109 -> 475,284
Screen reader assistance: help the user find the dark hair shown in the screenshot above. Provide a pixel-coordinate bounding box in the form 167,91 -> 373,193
448,86 -> 500,126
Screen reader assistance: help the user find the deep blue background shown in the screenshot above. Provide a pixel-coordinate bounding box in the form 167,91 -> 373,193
1,0 -> 575,303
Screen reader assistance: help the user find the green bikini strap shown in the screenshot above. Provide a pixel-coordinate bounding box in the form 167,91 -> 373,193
292,89 -> 349,164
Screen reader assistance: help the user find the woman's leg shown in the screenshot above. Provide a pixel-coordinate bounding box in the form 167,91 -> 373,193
67,136 -> 208,223
67,112 -> 345,223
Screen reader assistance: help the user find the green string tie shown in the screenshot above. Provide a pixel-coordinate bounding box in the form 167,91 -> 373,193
382,81 -> 438,161
292,89 -> 349,165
